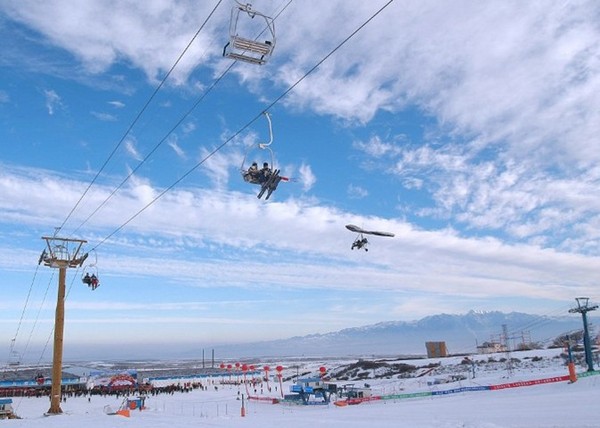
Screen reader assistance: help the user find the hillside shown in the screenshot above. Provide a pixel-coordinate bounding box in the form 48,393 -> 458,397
207,310 -> 584,358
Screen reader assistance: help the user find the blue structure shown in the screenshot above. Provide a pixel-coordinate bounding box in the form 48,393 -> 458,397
0,398 -> 15,419
285,377 -> 335,405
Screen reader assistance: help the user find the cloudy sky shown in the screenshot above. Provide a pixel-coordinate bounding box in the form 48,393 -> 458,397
1,0 -> 599,360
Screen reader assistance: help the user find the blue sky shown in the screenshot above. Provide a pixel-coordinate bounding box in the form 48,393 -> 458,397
1,0 -> 599,361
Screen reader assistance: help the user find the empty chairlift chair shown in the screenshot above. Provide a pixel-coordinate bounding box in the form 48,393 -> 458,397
223,2 -> 276,65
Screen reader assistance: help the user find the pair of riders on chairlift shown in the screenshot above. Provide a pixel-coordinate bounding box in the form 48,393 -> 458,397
82,272 -> 99,290
244,161 -> 273,185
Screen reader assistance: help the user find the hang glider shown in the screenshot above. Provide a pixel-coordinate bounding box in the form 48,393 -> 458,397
345,224 -> 395,251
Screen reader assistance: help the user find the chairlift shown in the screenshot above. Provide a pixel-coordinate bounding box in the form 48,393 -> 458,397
7,351 -> 21,367
223,2 -> 276,65
7,339 -> 20,367
81,250 -> 100,290
240,111 -> 275,184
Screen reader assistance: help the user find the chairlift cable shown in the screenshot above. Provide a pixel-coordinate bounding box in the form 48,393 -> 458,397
87,0 -> 395,252
10,0 -> 226,377
60,0 -> 225,234
30,268 -> 80,371
9,263 -> 41,351
20,271 -> 55,363
68,0 -> 292,237
15,0 -> 288,366
70,1 -> 293,238
261,0 -> 395,114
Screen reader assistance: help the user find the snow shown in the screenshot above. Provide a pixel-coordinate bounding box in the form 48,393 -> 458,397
3,348 -> 599,428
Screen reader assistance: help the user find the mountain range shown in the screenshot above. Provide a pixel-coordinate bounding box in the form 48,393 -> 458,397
208,310 -> 589,359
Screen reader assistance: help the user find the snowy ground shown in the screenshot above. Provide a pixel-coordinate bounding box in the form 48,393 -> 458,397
3,348 -> 599,428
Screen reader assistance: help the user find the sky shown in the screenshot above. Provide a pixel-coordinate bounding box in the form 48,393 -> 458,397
1,0 -> 600,361
5,348 -> 600,427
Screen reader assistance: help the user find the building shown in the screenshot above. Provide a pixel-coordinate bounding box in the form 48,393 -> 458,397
426,341 -> 448,358
476,341 -> 507,354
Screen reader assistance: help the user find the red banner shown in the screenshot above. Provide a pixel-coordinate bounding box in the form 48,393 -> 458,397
490,375 -> 569,390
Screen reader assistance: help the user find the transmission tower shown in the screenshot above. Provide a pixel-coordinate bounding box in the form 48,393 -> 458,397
501,324 -> 513,376
39,235 -> 88,415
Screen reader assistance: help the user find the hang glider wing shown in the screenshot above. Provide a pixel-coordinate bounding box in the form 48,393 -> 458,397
345,224 -> 394,237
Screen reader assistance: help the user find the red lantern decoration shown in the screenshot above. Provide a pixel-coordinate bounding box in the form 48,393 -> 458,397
319,366 -> 326,373
242,364 -> 248,372
220,363 -> 225,369
276,365 -> 283,372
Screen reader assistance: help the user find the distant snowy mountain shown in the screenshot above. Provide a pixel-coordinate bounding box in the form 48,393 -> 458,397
208,310 -> 584,359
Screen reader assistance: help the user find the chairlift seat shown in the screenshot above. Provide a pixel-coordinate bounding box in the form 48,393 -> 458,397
225,36 -> 273,65
233,36 -> 272,55
223,3 -> 275,66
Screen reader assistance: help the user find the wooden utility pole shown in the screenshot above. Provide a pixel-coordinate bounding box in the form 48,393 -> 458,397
39,236 -> 88,415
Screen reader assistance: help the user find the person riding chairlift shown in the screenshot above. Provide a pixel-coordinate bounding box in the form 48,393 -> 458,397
90,274 -> 99,290
83,272 -> 100,290
259,162 -> 272,182
244,161 -> 272,184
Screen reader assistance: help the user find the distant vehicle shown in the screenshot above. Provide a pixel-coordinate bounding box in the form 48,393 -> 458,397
345,224 -> 394,251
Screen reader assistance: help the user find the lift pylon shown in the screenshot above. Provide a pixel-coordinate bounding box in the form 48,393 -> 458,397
39,236 -> 88,415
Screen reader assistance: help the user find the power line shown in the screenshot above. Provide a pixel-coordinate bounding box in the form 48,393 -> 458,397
58,0 -> 225,233
88,0 -> 395,251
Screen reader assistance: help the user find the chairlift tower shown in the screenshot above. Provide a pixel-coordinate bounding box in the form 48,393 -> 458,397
39,236 -> 88,415
569,297 -> 598,372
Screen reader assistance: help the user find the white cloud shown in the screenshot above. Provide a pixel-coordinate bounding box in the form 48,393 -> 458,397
298,163 -> 316,192
182,121 -> 197,135
167,135 -> 186,159
353,135 -> 403,158
347,184 -> 368,199
2,2 -> 600,320
1,165 -> 598,333
90,111 -> 117,121
0,90 -> 9,103
1,1 -> 221,83
124,137 -> 143,161
43,89 -> 62,115
108,100 -> 125,108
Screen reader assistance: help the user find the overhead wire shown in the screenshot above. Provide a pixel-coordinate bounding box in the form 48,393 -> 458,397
21,271 -> 55,363
16,0 -> 392,367
14,0 -> 224,364
69,0 -> 293,237
58,0 -> 225,234
15,0 -> 293,368
88,0 -> 395,252
7,263 -> 41,363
